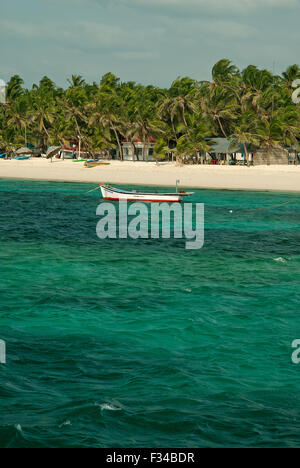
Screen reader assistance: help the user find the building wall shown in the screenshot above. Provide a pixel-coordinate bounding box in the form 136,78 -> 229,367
254,147 -> 288,165
122,142 -> 155,161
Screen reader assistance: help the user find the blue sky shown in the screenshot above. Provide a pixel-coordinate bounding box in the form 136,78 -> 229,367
1,0 -> 300,88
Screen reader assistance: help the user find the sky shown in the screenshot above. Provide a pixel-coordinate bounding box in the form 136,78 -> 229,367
1,0 -> 300,88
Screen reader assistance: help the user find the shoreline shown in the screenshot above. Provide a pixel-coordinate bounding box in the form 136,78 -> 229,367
1,159 -> 300,192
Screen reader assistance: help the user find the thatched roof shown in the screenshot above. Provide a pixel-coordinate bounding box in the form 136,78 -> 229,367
16,147 -> 32,155
46,146 -> 61,159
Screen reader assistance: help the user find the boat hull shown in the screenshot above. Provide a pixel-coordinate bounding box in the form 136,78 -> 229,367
100,185 -> 190,203
84,162 -> 111,167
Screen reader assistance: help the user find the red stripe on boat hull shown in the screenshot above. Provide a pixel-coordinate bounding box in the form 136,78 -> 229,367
103,197 -> 182,203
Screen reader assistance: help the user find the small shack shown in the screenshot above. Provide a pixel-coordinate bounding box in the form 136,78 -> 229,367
121,138 -> 155,162
254,147 -> 289,165
205,138 -> 254,165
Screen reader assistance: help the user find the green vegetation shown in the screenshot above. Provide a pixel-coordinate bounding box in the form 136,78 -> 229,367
1,60 -> 300,161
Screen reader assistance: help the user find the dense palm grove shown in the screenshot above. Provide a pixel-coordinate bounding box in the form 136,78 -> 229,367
0,59 -> 300,163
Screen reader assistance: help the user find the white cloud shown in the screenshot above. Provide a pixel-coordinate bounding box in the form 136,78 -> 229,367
0,19 -> 165,51
50,0 -> 299,6
1,0 -> 300,88
119,0 -> 298,6
168,17 -> 257,40
115,51 -> 160,60
113,0 -> 299,14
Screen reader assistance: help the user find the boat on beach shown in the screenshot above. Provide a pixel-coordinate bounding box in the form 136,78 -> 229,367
84,161 -> 111,168
99,184 -> 194,202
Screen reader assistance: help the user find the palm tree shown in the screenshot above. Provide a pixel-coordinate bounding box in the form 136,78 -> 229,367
159,95 -> 197,130
49,116 -> 70,149
230,112 -> 260,165
153,138 -> 170,164
88,93 -> 125,160
201,86 -> 239,138
176,115 -> 212,164
130,116 -> 165,161
158,96 -> 181,142
158,77 -> 197,140
63,98 -> 87,139
1,62 -> 300,168
212,59 -> 240,85
6,98 -> 29,145
202,59 -> 241,101
240,66 -> 272,108
121,119 -> 138,162
29,95 -> 56,149
282,65 -> 300,89
255,116 -> 284,165
0,128 -> 14,157
67,75 -> 86,88
127,86 -> 166,161
277,107 -> 300,164
6,75 -> 24,102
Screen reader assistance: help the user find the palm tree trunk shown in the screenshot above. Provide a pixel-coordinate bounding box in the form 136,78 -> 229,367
171,120 -> 178,143
217,117 -> 228,138
131,141 -> 136,162
243,143 -> 249,166
182,109 -> 189,130
146,137 -> 150,161
42,120 -> 50,147
112,125 -> 123,160
74,117 -> 81,137
142,130 -> 146,161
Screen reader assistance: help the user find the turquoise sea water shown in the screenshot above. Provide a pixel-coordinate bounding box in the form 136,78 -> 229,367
1,178 -> 300,448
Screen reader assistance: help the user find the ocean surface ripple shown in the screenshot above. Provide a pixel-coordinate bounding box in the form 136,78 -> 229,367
1,179 -> 300,448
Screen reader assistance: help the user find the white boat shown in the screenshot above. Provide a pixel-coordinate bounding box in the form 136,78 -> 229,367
99,184 -> 194,203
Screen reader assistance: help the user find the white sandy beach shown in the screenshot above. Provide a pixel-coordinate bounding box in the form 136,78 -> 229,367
1,158 -> 300,192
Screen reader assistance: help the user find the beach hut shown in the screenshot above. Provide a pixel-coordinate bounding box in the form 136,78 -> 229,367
254,146 -> 288,165
16,147 -> 32,155
121,138 -> 155,162
287,145 -> 299,165
27,144 -> 43,157
206,138 -> 254,165
46,146 -> 61,160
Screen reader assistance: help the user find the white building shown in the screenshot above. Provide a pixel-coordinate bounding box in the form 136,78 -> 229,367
122,139 -> 155,161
